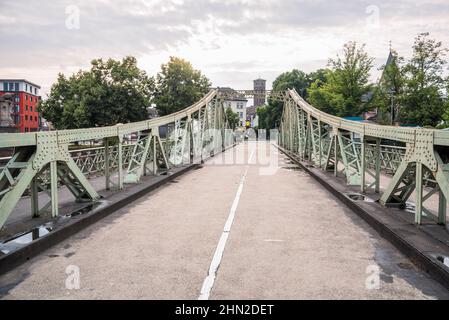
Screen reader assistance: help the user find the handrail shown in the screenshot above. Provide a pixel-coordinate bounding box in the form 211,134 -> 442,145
281,88 -> 449,226
288,89 -> 449,146
0,89 -> 218,148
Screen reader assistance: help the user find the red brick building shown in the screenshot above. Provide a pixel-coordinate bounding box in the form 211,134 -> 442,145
0,79 -> 41,132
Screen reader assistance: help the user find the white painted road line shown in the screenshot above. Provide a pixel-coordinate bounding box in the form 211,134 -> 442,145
198,148 -> 255,300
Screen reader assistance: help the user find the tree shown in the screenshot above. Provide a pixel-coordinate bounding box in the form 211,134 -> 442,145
39,56 -> 154,129
153,57 -> 211,116
271,69 -> 309,97
260,69 -> 327,129
306,69 -> 329,91
256,104 -> 272,130
369,49 -> 406,124
225,107 -> 239,129
398,33 -> 448,127
307,42 -> 374,117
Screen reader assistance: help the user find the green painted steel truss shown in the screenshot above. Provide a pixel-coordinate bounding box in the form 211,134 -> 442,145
0,90 -> 234,229
279,89 -> 449,226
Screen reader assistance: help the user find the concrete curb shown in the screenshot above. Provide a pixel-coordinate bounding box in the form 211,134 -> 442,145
277,145 -> 449,292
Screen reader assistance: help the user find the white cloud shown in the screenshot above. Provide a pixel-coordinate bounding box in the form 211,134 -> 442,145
0,0 -> 448,95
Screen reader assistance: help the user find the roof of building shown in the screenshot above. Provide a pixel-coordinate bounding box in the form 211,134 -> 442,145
246,105 -> 257,116
0,79 -> 41,88
216,87 -> 248,101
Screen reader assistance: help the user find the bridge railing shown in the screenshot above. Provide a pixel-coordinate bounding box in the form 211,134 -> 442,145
279,89 -> 449,225
0,89 -> 235,229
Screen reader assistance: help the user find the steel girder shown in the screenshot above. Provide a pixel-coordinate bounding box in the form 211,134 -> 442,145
0,90 -> 233,230
124,129 -> 170,184
0,134 -> 100,228
280,88 -> 449,226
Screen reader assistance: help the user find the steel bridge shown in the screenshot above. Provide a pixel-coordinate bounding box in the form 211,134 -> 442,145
1,88 -> 449,299
279,89 -> 449,225
0,90 -> 233,228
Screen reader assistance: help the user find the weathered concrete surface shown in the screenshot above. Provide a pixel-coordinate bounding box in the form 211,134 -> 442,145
0,142 -> 448,299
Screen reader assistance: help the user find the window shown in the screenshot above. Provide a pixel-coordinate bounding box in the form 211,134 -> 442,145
35,116 -> 38,122
15,96 -> 19,102
35,88 -> 37,95
14,83 -> 19,91
25,115 -> 28,121
25,128 -> 29,132
15,104 -> 20,112
25,105 -> 28,111
25,95 -> 28,101
2,83 -> 7,91
9,82 -> 13,91
30,106 -> 33,112
14,115 -> 20,124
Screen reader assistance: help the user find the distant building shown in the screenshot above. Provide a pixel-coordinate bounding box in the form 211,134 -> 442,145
246,105 -> 259,128
40,118 -> 53,131
253,78 -> 266,107
219,87 -> 248,128
0,79 -> 41,132
0,93 -> 17,133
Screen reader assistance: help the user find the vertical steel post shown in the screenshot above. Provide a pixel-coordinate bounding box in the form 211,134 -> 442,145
153,131 -> 157,174
174,121 -> 178,164
415,162 -> 423,224
50,161 -> 59,217
188,118 -> 194,164
104,138 -> 110,190
30,177 -> 39,217
360,136 -> 366,193
438,189 -> 447,225
118,137 -> 124,190
318,119 -> 322,169
307,118 -> 312,163
334,132 -> 338,177
375,138 -> 381,193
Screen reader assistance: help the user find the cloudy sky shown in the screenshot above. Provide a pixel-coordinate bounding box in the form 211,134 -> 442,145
1,0 -> 448,95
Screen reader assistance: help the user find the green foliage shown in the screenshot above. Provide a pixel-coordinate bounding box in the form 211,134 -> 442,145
308,42 -> 374,117
225,107 -> 239,129
39,56 -> 154,129
153,57 -> 211,116
368,50 -> 405,124
256,104 -> 270,129
271,69 -> 309,97
398,33 -> 448,127
259,69 -> 330,129
307,71 -> 346,115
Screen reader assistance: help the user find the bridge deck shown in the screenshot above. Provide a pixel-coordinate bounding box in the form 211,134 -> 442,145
0,142 -> 448,299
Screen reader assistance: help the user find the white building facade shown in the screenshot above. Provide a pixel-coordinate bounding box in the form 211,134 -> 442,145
225,98 -> 248,128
